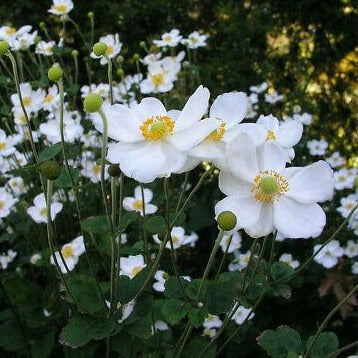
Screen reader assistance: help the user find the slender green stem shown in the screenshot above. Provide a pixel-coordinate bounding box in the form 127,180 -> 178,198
215,234 -> 232,278
303,283 -> 358,358
104,54 -> 113,104
68,17 -> 87,44
325,340 -> 358,358
175,172 -> 189,213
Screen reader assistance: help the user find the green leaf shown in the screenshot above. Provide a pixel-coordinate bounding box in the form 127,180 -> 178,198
3,277 -> 42,306
66,275 -> 105,313
307,332 -> 339,358
125,316 -> 152,339
81,215 -> 109,234
188,307 -> 208,328
59,314 -> 115,348
257,325 -> 302,358
0,319 -> 26,351
161,299 -> 189,325
182,336 -> 216,358
117,211 -> 139,232
144,215 -> 166,234
31,331 -> 55,358
186,279 -> 207,301
270,262 -> 294,282
38,143 -> 62,162
164,276 -> 189,299
206,280 -> 237,314
55,168 -> 80,188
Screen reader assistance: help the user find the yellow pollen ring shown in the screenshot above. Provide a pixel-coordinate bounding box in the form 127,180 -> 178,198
0,142 -> 7,151
251,170 -> 289,203
206,121 -> 226,142
61,245 -> 74,258
131,266 -> 143,276
5,27 -> 16,36
54,4 -> 67,13
0,200 -> 4,210
151,73 -> 164,86
140,115 -> 175,141
133,200 -> 143,211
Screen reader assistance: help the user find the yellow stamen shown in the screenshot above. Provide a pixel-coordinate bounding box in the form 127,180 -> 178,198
251,170 -> 289,203
266,130 -> 276,140
164,35 -> 172,43
151,73 -> 164,86
0,142 -> 7,151
5,27 -> 16,36
133,200 -> 143,211
43,94 -> 54,103
23,96 -> 32,107
206,122 -> 226,142
0,200 -> 4,210
40,207 -> 47,217
61,245 -> 74,258
106,45 -> 114,56
54,4 -> 67,13
92,164 -> 101,175
131,266 -> 143,277
140,115 -> 175,141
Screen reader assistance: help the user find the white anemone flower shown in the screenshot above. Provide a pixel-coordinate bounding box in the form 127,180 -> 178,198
27,193 -> 63,224
0,188 -> 17,218
188,92 -> 248,169
94,85 -> 219,183
333,168 -> 355,190
123,186 -> 157,216
153,270 -> 169,292
231,305 -> 254,325
50,236 -> 85,273
36,40 -> 56,56
337,194 -> 358,218
203,314 -> 223,329
238,114 -> 303,162
215,134 -> 334,238
153,226 -> 197,249
279,253 -> 300,269
181,31 -> 209,49
11,83 -> 45,114
0,129 -> 18,157
313,240 -> 344,269
219,231 -> 242,253
307,139 -> 328,156
344,240 -> 358,258
153,29 -> 182,48
91,34 -> 122,65
120,255 -> 146,279
325,151 -> 345,168
48,0 -> 74,15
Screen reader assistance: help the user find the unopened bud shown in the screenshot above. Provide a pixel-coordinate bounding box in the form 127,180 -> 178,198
217,211 -> 237,231
71,49 -> 79,57
108,164 -> 120,177
132,53 -> 140,62
48,65 -> 63,82
0,41 -> 10,57
87,11 -> 94,19
93,42 -> 108,56
83,93 -> 103,113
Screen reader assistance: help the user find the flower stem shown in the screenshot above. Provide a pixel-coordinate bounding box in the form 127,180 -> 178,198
104,54 -> 113,104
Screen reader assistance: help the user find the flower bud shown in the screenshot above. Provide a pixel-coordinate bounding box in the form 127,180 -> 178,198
116,68 -> 124,78
0,41 -> 10,57
93,42 -> 108,56
108,164 -> 120,177
83,93 -> 103,113
139,41 -> 146,49
87,11 -> 94,19
40,160 -> 61,180
217,211 -> 237,231
71,49 -> 79,57
48,65 -> 63,82
39,22 -> 46,30
132,53 -> 140,62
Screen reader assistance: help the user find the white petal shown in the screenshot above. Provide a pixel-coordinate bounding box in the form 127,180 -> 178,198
273,197 -> 326,238
257,142 -> 287,172
286,161 -> 334,204
257,114 -> 279,132
123,197 -> 135,211
236,123 -> 267,145
160,141 -> 187,174
245,204 -> 273,238
209,92 -> 247,128
276,120 -> 303,148
225,133 -> 258,182
132,98 -> 167,122
175,85 -> 210,132
189,140 -> 225,159
218,171 -> 252,196
168,119 -> 219,151
134,186 -> 153,202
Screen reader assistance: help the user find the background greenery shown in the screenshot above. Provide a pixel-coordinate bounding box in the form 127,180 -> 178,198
0,0 -> 357,356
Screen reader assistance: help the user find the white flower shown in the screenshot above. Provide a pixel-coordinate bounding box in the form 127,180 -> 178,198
0,129 -> 18,157
41,85 -> 61,112
0,249 -> 17,270
153,29 -> 182,48
48,0 -> 74,15
293,112 -> 312,125
228,250 -> 252,272
231,305 -> 254,325
12,28 -> 37,51
91,34 -> 122,65
337,194 -> 358,218
123,186 -> 158,216
333,168 -> 355,190
153,226 -> 197,249
27,193 -> 63,224
279,253 -> 300,269
181,31 -> 209,49
344,240 -> 358,258
0,188 -> 17,218
11,83 -> 45,114
30,253 -> 42,265
153,270 -> 169,292
352,262 -> 358,275
220,231 -> 242,253
7,176 -> 27,196
215,134 -> 334,238
120,255 -> 146,279
118,300 -> 136,323
307,139 -> 328,156
94,86 -> 219,183
188,92 -> 248,168
264,91 -> 283,104
203,328 -> 217,338
325,151 -> 346,168
51,236 -> 85,273
80,159 -> 109,184
153,320 -> 168,331
141,53 -> 162,66
35,40 -> 56,56
313,240 -> 344,269
203,314 -> 222,329
249,82 -> 268,93
238,114 -> 303,162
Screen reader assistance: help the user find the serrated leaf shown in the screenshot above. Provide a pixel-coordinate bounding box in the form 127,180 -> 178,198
188,307 -> 208,328
161,299 -> 189,325
270,262 -> 294,282
307,332 -> 339,358
257,325 -> 302,358
81,215 -> 109,234
117,212 -> 139,232
164,276 -> 189,299
55,168 -> 80,188
206,280 -> 237,314
144,215 -> 166,234
186,279 -> 206,301
59,314 -> 115,348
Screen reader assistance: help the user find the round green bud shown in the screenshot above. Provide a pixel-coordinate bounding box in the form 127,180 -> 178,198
139,41 -> 146,49
217,211 -> 237,231
83,93 -> 103,113
132,53 -> 140,62
40,160 -> 61,180
87,11 -> 94,18
35,36 -> 42,45
71,49 -> 79,57
93,42 -> 108,56
48,65 -> 63,82
116,56 -> 124,64
116,68 -> 124,78
108,164 -> 120,177
39,22 -> 46,29
260,176 -> 278,195
0,41 -> 10,57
